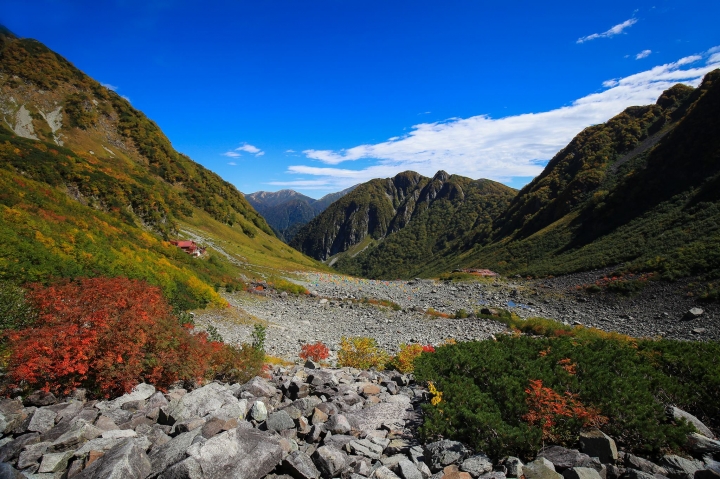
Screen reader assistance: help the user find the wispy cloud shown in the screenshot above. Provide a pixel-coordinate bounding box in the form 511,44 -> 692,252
235,143 -> 263,155
636,49 -> 652,59
222,151 -> 241,158
577,18 -> 637,43
285,149 -> 296,153
101,82 -> 118,91
276,47 -> 720,192
227,162 -> 237,166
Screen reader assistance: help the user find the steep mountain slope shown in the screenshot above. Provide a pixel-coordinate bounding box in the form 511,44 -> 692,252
429,70 -> 720,285
246,186 -> 356,242
290,171 -> 517,278
0,29 -> 323,307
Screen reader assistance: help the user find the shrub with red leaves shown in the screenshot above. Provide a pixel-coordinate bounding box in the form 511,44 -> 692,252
5,277 -> 216,398
299,341 -> 330,362
422,344 -> 436,353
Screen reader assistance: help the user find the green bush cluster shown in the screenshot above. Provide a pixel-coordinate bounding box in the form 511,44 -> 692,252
414,335 -> 719,460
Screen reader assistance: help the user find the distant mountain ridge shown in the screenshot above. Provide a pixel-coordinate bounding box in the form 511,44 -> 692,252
245,186 -> 356,242
290,171 -> 517,278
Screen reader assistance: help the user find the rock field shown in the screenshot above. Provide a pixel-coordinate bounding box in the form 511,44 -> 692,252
194,269 -> 718,361
2,364 -> 718,479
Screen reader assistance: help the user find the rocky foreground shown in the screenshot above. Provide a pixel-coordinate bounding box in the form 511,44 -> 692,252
195,270 -> 718,360
1,365 -> 719,479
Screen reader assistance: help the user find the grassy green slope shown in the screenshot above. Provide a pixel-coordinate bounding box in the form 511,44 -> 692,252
0,30 -> 325,306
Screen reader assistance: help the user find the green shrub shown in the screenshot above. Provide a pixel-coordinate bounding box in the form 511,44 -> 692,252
414,336 -> 717,460
0,281 -> 36,336
454,308 -> 469,319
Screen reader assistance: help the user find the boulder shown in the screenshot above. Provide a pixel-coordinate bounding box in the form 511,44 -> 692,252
188,427 -> 283,479
579,429 -> 618,464
24,391 -> 58,408
668,407 -> 715,439
312,445 -> 347,477
695,470 -> 720,479
346,402 -> 412,434
251,401 -> 268,422
164,383 -> 244,424
539,446 -> 603,472
0,463 -> 23,479
326,414 -> 351,435
242,377 -> 279,398
398,458 -> 425,479
95,383 -> 156,414
524,458 -> 563,479
348,438 -> 384,459
686,433 -> 720,455
461,454 -> 493,477
38,450 -> 73,473
683,308 -> 704,320
625,469 -> 659,479
505,457 -> 524,478
283,450 -> 321,479
375,465 -> 403,479
27,408 -> 57,434
624,454 -> 667,476
659,456 -> 704,479
74,438 -> 152,479
424,440 -> 471,472
267,410 -> 296,432
562,467 -> 603,479
157,457 -> 204,479
148,429 -> 201,478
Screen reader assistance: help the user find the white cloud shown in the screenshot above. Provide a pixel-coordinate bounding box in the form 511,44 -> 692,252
577,18 -> 637,43
636,49 -> 652,59
121,95 -> 131,103
236,143 -> 262,154
256,151 -> 265,157
281,47 -> 720,192
228,162 -> 237,166
222,151 -> 241,158
285,149 -> 296,153
101,82 -> 118,91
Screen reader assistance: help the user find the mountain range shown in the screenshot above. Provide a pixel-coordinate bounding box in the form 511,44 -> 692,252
245,186 -> 356,242
292,70 -> 720,292
0,28 -> 323,309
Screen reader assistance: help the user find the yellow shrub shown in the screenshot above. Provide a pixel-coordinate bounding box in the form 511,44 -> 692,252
389,343 -> 424,373
337,336 -> 389,370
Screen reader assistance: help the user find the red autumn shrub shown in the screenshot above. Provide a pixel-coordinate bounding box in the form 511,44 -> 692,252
299,341 -> 330,362
422,344 -> 436,353
522,379 -> 607,442
5,277 -> 215,398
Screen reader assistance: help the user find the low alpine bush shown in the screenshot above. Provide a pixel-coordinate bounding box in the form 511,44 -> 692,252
299,341 -> 330,362
414,335 -> 719,460
337,336 -> 389,370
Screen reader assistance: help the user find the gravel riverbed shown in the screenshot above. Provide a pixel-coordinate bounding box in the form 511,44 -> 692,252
194,269 -> 718,361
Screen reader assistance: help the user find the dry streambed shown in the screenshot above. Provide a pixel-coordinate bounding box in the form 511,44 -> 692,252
194,271 -> 719,361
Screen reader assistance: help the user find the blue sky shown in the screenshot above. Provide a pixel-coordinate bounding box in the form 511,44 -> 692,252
2,1 -> 719,198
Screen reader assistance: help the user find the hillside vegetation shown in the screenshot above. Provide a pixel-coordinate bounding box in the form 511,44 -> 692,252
291,171 -> 517,278
0,29 -> 323,308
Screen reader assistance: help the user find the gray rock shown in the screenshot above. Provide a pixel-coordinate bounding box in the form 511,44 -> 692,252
540,446 -> 602,472
624,454 -> 668,476
38,451 -> 73,473
27,409 -> 57,434
189,427 -> 283,479
505,457 -> 524,478
479,473 -> 507,479
157,457 -> 204,479
424,440 -> 471,472
323,434 -> 355,450
684,308 -> 704,320
579,429 -> 618,464
659,456 -> 704,479
0,463 -> 23,479
375,465 -> 403,479
687,433 -> 720,455
348,439 -> 384,460
398,458 -> 425,479
562,468 -> 603,479
73,437 -> 126,457
283,451 -> 321,479
74,438 -> 152,479
251,401 -> 268,422
17,441 -> 51,470
326,414 -> 352,435
0,432 -> 40,462
695,470 -> 720,479
148,429 -> 201,478
312,445 -> 347,477
96,383 -> 156,413
461,454 -> 494,477
165,383 -> 244,424
345,402 -> 412,433
51,422 -> 102,450
242,377 -> 279,398
267,410 -> 296,432
668,407 -> 715,439
524,458 -> 564,479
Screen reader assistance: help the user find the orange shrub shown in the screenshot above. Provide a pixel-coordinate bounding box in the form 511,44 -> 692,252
389,343 -> 423,373
337,336 -> 389,370
299,341 -> 330,362
5,277 -> 217,397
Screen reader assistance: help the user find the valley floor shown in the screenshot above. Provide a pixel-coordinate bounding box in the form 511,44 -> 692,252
194,269 -> 718,361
